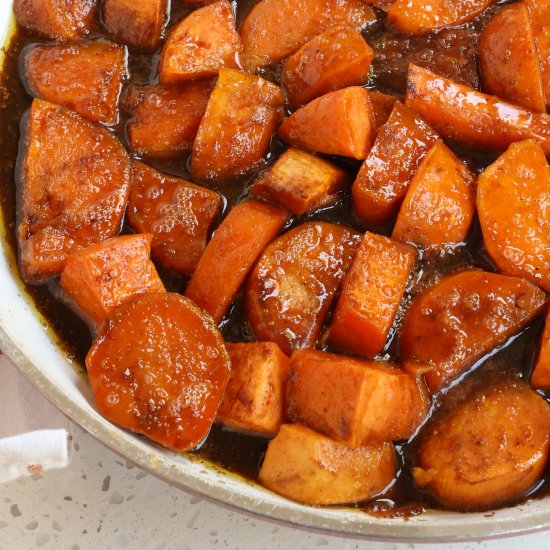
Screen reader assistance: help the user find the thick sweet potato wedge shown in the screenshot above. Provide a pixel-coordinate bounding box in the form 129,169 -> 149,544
531,312 -> 550,391
526,0 -> 550,109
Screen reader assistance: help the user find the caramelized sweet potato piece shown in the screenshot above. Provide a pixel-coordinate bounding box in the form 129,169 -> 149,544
392,141 -> 476,250
531,312 -> 550,390
352,101 -> 438,226
246,222 -> 361,355
414,379 -> 550,511
18,100 -> 131,282
405,65 -> 550,156
250,148 -> 348,215
287,350 -> 428,447
127,161 -> 223,276
526,0 -> 550,109
477,140 -> 550,292
369,91 -> 398,129
218,342 -> 290,436
278,87 -> 375,160
329,232 -> 415,358
23,39 -> 127,126
159,0 -> 241,84
185,200 -> 288,323
191,69 -> 284,181
399,270 -> 547,392
86,293 -> 230,451
60,234 -> 165,326
259,424 -> 396,505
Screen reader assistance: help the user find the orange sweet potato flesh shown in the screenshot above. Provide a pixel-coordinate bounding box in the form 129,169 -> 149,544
287,350 -> 429,448
369,91 -> 398,130
414,379 -> 550,511
60,234 -> 165,326
246,222 -> 361,355
329,232 -> 415,358
127,161 -> 223,276
86,292 -> 231,452
123,81 -> 212,160
23,39 -> 127,126
159,0 -> 241,84
399,270 -> 547,393
352,101 -> 438,227
240,0 -> 377,70
191,69 -> 284,181
185,200 -> 288,324
392,140 -> 476,250
18,99 -> 131,283
282,27 -> 374,109
278,87 -> 376,160
531,312 -> 550,390
405,64 -> 550,156
526,0 -> 550,109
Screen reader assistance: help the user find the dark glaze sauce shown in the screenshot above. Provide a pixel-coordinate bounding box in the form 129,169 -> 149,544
0,0 -> 547,517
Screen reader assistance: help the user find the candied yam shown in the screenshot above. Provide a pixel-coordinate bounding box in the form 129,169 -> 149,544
531,312 -> 550,390
18,99 -> 131,282
250,148 -> 348,215
86,293 -> 230,451
127,161 -> 223,276
218,342 -> 290,436
392,141 -> 476,250
191,69 -> 284,181
399,270 -> 547,393
369,91 -> 398,129
329,232 -> 415,358
246,222 -> 361,355
23,39 -> 126,126
278,87 -> 375,160
352,101 -> 438,227
185,200 -> 288,323
259,424 -> 397,505
526,0 -> 550,109
159,0 -> 241,84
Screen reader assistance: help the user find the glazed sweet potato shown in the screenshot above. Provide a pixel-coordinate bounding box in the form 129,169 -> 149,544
399,270 -> 547,393
86,293 -> 231,452
127,161 -> 223,276
477,140 -> 550,292
531,312 -> 550,390
18,99 -> 131,282
369,91 -> 398,129
250,148 -> 348,215
259,424 -> 396,505
352,101 -> 438,226
246,222 -> 361,355
414,379 -> 550,511
185,200 -> 288,323
392,141 -> 476,250
60,234 -> 165,326
278,87 -> 375,160
218,342 -> 290,436
159,0 -> 241,84
23,39 -> 127,126
191,69 -> 284,181
526,0 -> 550,109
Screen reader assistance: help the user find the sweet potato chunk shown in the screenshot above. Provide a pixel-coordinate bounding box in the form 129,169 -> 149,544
159,0 -> 241,84
282,27 -> 374,109
218,342 -> 290,436
259,424 -> 396,505
60,234 -> 165,326
369,91 -> 398,129
352,101 -> 438,226
405,65 -> 550,156
86,293 -> 230,451
23,39 -> 127,126
414,379 -> 550,511
185,200 -> 288,323
477,140 -> 550,292
399,270 -> 547,393
18,100 -> 131,282
123,81 -> 212,160
127,161 -> 223,276
240,0 -> 377,70
392,141 -> 476,250
250,148 -> 348,215
278,87 -> 375,160
526,0 -> 550,109
329,232 -> 415,358
191,69 -> 284,181
246,222 -> 361,355
531,312 -> 550,391
287,350 -> 428,447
